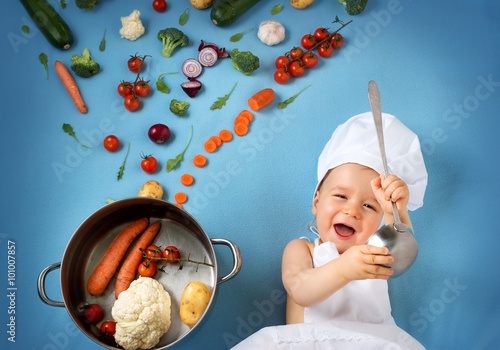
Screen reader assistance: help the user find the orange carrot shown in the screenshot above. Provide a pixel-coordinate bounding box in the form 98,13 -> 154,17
248,88 -> 275,111
181,174 -> 194,186
219,129 -> 233,142
175,203 -> 183,209
54,60 -> 87,114
175,192 -> 187,204
204,139 -> 217,153
209,135 -> 222,147
114,221 -> 161,298
238,110 -> 253,122
234,116 -> 250,126
193,154 -> 207,167
234,122 -> 249,136
86,218 -> 149,296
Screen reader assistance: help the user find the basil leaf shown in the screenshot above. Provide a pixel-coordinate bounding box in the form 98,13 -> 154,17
99,29 -> 106,52
156,72 -> 178,94
39,52 -> 48,80
179,8 -> 188,26
271,4 -> 282,15
21,25 -> 29,34
230,28 -> 253,43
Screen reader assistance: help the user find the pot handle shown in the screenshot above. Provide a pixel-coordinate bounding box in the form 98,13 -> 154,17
211,238 -> 242,285
37,262 -> 65,307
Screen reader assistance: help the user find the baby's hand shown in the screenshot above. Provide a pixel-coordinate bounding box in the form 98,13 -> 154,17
371,174 -> 410,215
337,245 -> 394,281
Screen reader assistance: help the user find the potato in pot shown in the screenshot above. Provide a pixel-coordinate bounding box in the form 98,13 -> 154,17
190,0 -> 216,9
179,281 -> 211,327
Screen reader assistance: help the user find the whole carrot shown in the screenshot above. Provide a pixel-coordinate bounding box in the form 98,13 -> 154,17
115,221 -> 162,298
54,60 -> 87,114
86,218 -> 149,296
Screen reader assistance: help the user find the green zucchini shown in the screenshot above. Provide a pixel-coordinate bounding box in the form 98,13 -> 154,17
210,0 -> 262,26
20,0 -> 74,50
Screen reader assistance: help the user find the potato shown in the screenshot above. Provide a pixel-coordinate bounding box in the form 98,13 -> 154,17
137,180 -> 163,199
179,281 -> 211,327
290,0 -> 315,9
190,0 -> 216,9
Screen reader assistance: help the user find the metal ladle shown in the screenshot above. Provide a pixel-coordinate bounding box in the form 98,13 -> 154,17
365,80 -> 418,279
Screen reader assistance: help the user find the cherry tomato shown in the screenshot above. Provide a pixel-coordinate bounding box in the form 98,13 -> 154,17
117,81 -> 133,97
124,94 -> 140,111
289,61 -> 305,77
274,67 -> 290,84
318,42 -> 334,57
302,52 -> 318,68
84,304 -> 103,323
134,80 -> 150,97
162,246 -> 180,263
138,260 -> 156,277
103,135 -> 119,152
127,55 -> 143,73
152,0 -> 167,12
329,33 -> 344,48
275,55 -> 291,69
314,27 -> 330,42
141,154 -> 158,173
100,321 -> 116,338
289,47 -> 304,60
301,34 -> 316,50
145,245 -> 162,263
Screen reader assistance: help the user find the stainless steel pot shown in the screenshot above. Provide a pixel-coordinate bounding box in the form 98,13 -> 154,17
37,197 -> 242,349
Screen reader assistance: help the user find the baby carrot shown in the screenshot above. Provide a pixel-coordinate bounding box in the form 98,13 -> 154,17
234,122 -> 248,136
181,174 -> 194,186
248,88 -> 275,111
54,60 -> 87,114
114,221 -> 162,299
204,139 -> 217,153
238,110 -> 253,122
175,192 -> 187,204
193,154 -> 207,167
86,218 -> 149,296
219,129 -> 232,142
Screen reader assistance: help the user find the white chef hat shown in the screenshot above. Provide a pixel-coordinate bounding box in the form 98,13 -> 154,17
316,112 -> 428,211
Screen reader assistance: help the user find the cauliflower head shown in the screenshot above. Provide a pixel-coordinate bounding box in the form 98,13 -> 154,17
112,277 -> 171,350
119,10 -> 145,41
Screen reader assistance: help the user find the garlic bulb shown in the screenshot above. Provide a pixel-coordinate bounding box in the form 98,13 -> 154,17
257,20 -> 285,46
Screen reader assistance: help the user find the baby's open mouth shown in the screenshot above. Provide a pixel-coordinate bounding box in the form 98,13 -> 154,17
334,224 -> 355,238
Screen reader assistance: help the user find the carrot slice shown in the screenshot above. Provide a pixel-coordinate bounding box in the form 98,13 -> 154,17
219,129 -> 233,142
175,203 -> 183,209
234,122 -> 248,136
238,110 -> 253,122
175,192 -> 187,204
209,135 -> 222,147
181,174 -> 194,186
234,116 -> 250,126
193,154 -> 207,167
204,140 -> 217,153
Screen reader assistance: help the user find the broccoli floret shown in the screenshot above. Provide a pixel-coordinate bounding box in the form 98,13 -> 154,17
339,0 -> 368,15
70,48 -> 100,78
231,48 -> 260,76
157,28 -> 189,58
75,0 -> 100,10
169,99 -> 189,117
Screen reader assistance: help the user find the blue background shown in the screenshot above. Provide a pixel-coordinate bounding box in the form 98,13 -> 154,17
1,0 -> 500,349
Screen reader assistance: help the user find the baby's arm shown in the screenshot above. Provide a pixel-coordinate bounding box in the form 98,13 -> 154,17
371,174 -> 412,229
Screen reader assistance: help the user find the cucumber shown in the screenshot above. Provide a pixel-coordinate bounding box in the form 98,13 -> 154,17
20,0 -> 74,50
210,0 -> 261,26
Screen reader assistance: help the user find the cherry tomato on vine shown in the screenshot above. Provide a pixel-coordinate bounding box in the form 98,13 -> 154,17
289,61 -> 305,77
84,304 -> 103,323
301,34 -> 316,50
124,94 -> 140,111
329,33 -> 344,48
152,0 -> 167,12
138,260 -> 156,277
127,55 -> 143,73
134,80 -> 150,97
289,47 -> 304,60
275,55 -> 291,69
100,321 -> 116,338
162,246 -> 180,263
145,245 -> 162,263
274,67 -> 290,84
318,42 -> 334,57
117,81 -> 133,97
302,52 -> 318,68
314,27 -> 330,42
103,135 -> 120,152
141,154 -> 158,174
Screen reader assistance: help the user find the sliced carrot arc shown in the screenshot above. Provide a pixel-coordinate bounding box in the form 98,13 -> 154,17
175,192 -> 187,204
209,136 -> 222,147
181,174 -> 194,186
193,154 -> 207,167
234,116 -> 250,126
238,110 -> 253,122
204,140 -> 217,153
219,129 -> 233,142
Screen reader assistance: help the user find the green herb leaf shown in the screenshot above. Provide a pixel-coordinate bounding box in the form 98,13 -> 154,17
60,0 -> 67,9
156,72 -> 178,94
99,29 -> 106,52
62,123 -> 92,149
179,8 -> 188,26
21,25 -> 29,34
105,199 -> 115,204
278,84 -> 311,109
39,52 -> 48,80
271,3 -> 282,15
117,142 -> 130,181
210,82 -> 237,110
230,28 -> 253,42
166,125 -> 192,172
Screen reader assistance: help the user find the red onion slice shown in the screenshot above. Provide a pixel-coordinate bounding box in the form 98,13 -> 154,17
198,47 -> 218,67
182,58 -> 203,79
181,79 -> 202,98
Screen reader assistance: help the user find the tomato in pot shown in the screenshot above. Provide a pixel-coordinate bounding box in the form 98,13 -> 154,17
145,245 -> 161,262
138,260 -> 156,277
162,246 -> 180,263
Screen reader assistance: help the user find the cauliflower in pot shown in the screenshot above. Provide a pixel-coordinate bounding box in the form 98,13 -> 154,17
112,277 -> 171,350
119,10 -> 145,41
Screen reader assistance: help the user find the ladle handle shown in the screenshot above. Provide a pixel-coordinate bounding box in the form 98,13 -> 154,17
368,80 -> 402,225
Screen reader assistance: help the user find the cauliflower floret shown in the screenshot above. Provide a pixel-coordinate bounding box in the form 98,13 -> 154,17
112,277 -> 171,350
119,10 -> 145,41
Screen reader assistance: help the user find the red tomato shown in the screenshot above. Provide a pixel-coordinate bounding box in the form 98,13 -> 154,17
100,321 -> 116,338
301,34 -> 316,50
134,80 -> 150,97
145,245 -> 161,263
314,27 -> 330,42
84,304 -> 103,323
289,61 -> 305,77
127,55 -> 143,73
289,47 -> 303,60
329,33 -> 344,48
275,55 -> 291,69
318,42 -> 334,57
141,154 -> 158,173
103,135 -> 119,152
124,94 -> 140,111
152,0 -> 167,12
302,52 -> 318,68
274,67 -> 290,84
162,246 -> 180,263
138,260 -> 156,277
117,82 -> 133,97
